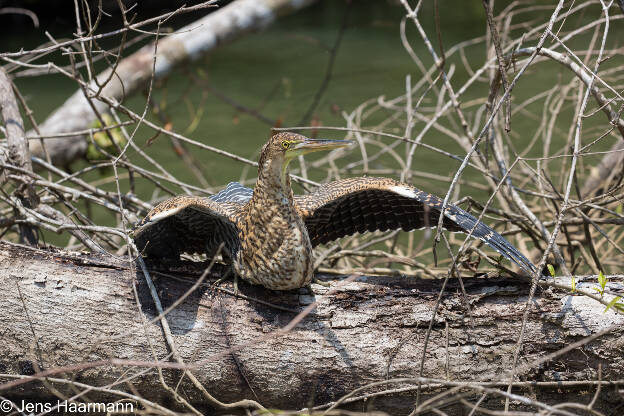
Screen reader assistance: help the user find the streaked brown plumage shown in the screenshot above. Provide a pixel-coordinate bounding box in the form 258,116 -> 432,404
134,132 -> 536,290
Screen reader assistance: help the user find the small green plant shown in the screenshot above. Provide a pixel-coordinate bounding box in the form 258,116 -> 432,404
547,264 -> 555,277
594,270 -> 607,297
604,296 -> 624,314
570,275 -> 576,293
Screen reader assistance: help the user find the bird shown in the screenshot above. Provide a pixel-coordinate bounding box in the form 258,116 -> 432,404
133,132 -> 536,290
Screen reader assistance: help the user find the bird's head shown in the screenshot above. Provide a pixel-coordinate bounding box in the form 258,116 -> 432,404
259,132 -> 353,182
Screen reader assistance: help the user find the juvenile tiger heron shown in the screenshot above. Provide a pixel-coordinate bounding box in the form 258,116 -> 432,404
134,132 -> 536,290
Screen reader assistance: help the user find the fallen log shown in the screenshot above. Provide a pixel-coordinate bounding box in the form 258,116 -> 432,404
0,241 -> 623,415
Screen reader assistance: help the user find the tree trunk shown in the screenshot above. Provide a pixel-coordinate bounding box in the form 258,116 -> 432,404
1,241 -> 623,415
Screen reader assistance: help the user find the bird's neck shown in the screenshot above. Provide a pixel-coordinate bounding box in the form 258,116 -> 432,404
253,155 -> 294,207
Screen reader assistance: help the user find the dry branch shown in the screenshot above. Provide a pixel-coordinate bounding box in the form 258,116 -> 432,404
23,0 -> 318,168
0,68 -> 38,244
0,69 -> 30,174
1,241 -> 623,414
502,46 -> 624,199
2,2 -> 624,414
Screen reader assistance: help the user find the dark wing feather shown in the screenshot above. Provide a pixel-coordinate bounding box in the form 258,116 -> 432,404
295,177 -> 536,274
134,195 -> 242,259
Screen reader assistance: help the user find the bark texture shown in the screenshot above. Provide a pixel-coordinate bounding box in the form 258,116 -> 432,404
0,68 -> 39,244
1,241 -> 623,414
0,68 -> 30,173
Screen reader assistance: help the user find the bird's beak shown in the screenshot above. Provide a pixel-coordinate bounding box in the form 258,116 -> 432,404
291,138 -> 353,154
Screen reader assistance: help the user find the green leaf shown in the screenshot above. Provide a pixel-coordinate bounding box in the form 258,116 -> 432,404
570,276 -> 576,293
547,264 -> 555,277
86,114 -> 127,162
604,296 -> 622,313
598,270 -> 607,291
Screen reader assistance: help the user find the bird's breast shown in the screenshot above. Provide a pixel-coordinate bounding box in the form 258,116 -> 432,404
234,203 -> 314,290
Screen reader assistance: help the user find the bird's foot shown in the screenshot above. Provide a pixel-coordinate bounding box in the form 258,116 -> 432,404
304,278 -> 331,295
232,274 -> 239,296
213,268 -> 240,297
312,277 -> 331,287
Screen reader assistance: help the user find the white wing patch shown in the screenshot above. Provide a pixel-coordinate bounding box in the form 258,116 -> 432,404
391,185 -> 418,199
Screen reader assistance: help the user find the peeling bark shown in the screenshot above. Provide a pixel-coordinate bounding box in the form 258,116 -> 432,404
0,241 -> 623,414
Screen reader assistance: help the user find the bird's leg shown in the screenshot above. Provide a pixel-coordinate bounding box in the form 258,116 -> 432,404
212,267 -> 231,286
232,273 -> 239,296
209,243 -> 241,296
212,266 -> 240,296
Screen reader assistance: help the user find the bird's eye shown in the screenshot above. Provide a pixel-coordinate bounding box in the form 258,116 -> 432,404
281,141 -> 290,150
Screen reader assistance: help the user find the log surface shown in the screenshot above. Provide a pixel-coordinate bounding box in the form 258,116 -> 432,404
1,241 -> 623,414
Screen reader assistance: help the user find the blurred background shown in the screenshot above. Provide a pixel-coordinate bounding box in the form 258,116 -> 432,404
1,0 -> 621,274
1,0 -> 506,196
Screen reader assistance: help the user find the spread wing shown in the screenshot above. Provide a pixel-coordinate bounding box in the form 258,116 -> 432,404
134,191 -> 244,259
294,177 -> 536,274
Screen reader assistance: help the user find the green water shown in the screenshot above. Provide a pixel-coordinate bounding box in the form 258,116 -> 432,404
6,2 -> 617,260
11,3 -> 503,196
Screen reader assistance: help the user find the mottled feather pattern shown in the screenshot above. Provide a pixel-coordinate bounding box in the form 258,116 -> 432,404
295,177 -> 536,274
135,176 -> 535,280
134,195 -> 243,260
233,159 -> 314,289
134,133 -> 536,290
